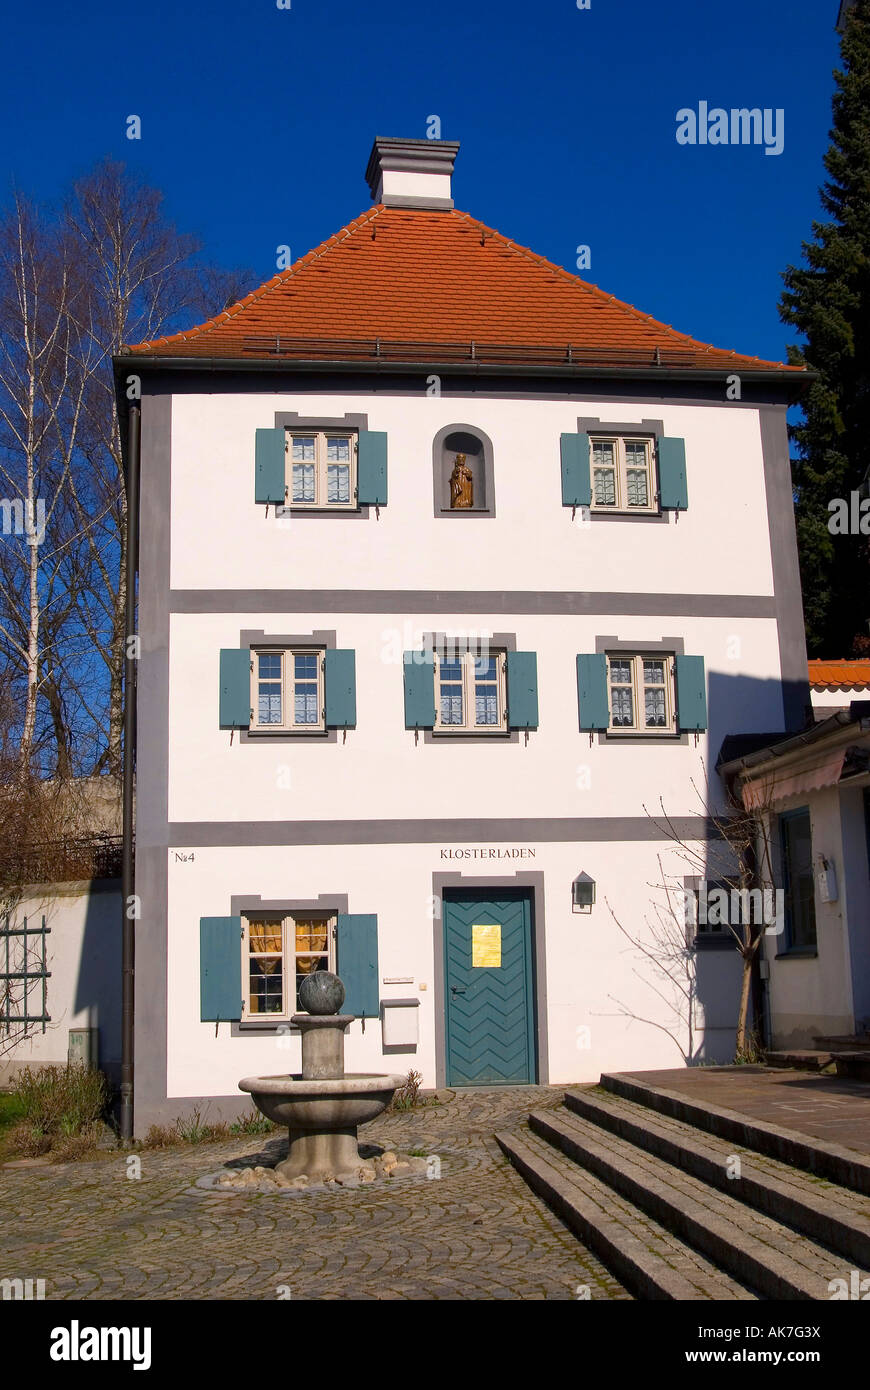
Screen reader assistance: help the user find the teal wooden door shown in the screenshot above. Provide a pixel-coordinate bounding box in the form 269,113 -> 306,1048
443,890 -> 536,1086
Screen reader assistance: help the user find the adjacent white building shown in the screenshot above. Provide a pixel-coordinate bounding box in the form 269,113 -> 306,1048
117,137 -> 811,1130
720,704 -> 870,1048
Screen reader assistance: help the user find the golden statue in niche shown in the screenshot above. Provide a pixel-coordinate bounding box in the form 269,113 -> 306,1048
449,453 -> 474,509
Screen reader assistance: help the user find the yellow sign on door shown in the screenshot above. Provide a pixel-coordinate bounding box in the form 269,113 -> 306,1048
472,923 -> 502,968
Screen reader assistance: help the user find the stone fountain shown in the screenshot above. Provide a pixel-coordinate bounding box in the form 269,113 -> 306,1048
239,972 -> 406,1183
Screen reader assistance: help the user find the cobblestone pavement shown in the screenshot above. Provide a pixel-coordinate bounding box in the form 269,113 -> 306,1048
0,1086 -> 630,1301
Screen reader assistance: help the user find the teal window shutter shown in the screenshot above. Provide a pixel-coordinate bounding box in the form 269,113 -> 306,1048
336,913 -> 379,1018
658,437 -> 688,510
675,655 -> 707,731
506,651 -> 539,729
324,649 -> 356,728
255,428 -> 287,505
357,431 -> 388,506
200,916 -> 242,1021
576,654 -> 609,731
403,651 -> 436,728
219,649 -> 252,728
560,432 -> 591,507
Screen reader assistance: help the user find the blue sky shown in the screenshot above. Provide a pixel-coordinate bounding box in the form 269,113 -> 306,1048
2,0 -> 842,363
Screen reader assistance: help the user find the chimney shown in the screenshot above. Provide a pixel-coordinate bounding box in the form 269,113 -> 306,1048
365,136 -> 459,211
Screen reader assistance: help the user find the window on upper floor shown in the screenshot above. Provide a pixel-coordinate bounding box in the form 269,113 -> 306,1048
607,653 -> 674,734
591,436 -> 657,513
244,913 -> 335,1018
288,431 -> 356,508
434,649 -> 507,734
250,648 -> 324,731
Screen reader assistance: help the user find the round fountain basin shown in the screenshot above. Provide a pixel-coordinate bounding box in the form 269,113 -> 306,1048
239,1073 -> 406,1130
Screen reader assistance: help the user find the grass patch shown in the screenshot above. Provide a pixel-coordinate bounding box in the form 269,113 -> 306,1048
388,1070 -> 429,1113
143,1107 -> 274,1149
2,1065 -> 110,1161
230,1112 -> 277,1137
733,1034 -> 766,1066
0,1092 -> 26,1132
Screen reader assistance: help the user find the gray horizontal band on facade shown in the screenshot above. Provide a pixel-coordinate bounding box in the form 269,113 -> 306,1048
169,590 -> 777,618
166,816 -> 721,847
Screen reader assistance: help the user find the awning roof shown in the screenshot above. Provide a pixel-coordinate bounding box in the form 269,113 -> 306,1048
741,749 -> 847,810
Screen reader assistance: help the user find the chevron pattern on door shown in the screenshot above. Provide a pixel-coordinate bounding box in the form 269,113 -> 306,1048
443,891 -> 535,1086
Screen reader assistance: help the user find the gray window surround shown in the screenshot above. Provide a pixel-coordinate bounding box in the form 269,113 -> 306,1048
230,892 -> 349,1033
273,412 -> 372,519
422,631 -> 519,744
578,417 -> 669,521
431,872 -> 548,1088
239,629 -> 338,743
593,635 -> 688,746
432,423 -> 496,518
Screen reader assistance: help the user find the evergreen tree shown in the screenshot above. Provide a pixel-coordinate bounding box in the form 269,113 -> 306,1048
779,0 -> 870,656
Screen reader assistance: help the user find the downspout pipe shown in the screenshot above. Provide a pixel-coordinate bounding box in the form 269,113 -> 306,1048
120,398 -> 140,1145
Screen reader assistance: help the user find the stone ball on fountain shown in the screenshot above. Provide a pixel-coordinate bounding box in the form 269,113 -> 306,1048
298,971 -> 346,1016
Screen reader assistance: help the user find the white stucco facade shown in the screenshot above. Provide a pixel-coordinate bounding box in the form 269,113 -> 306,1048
120,368 -> 808,1131
0,882 -> 122,1085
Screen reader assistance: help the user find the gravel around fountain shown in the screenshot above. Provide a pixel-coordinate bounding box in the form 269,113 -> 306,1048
196,1147 -> 436,1194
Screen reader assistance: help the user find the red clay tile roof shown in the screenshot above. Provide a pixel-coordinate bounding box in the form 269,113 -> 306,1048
809,659 -> 870,689
125,205 -> 806,373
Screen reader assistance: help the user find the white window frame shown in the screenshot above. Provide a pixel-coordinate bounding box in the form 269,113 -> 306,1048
433,648 -> 507,734
590,435 -> 657,513
286,430 -> 357,509
249,647 -> 325,732
606,653 -> 675,735
242,913 -> 337,1020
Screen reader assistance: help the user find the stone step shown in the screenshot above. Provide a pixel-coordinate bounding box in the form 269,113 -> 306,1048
494,1126 -> 757,1301
766,1050 -> 836,1072
529,1107 -> 868,1300
564,1086 -> 870,1268
601,1071 -> 870,1196
832,1053 -> 870,1082
814,1034 -> 870,1053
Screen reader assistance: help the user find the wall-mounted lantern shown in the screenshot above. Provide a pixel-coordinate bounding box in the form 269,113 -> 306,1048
572,872 -> 596,914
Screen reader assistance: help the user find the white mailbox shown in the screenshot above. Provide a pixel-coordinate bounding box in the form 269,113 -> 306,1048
381,998 -> 420,1049
817,856 -> 839,904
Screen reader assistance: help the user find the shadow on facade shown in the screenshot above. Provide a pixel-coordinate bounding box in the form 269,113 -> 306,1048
688,667 -> 809,1063
73,879 -> 123,1085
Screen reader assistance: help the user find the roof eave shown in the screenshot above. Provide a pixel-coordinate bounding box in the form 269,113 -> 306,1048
113,352 -> 814,386
718,703 -> 870,778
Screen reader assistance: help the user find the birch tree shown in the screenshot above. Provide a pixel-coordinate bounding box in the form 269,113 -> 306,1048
0,196 -> 80,775
63,160 -> 254,774
0,163 -> 254,777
